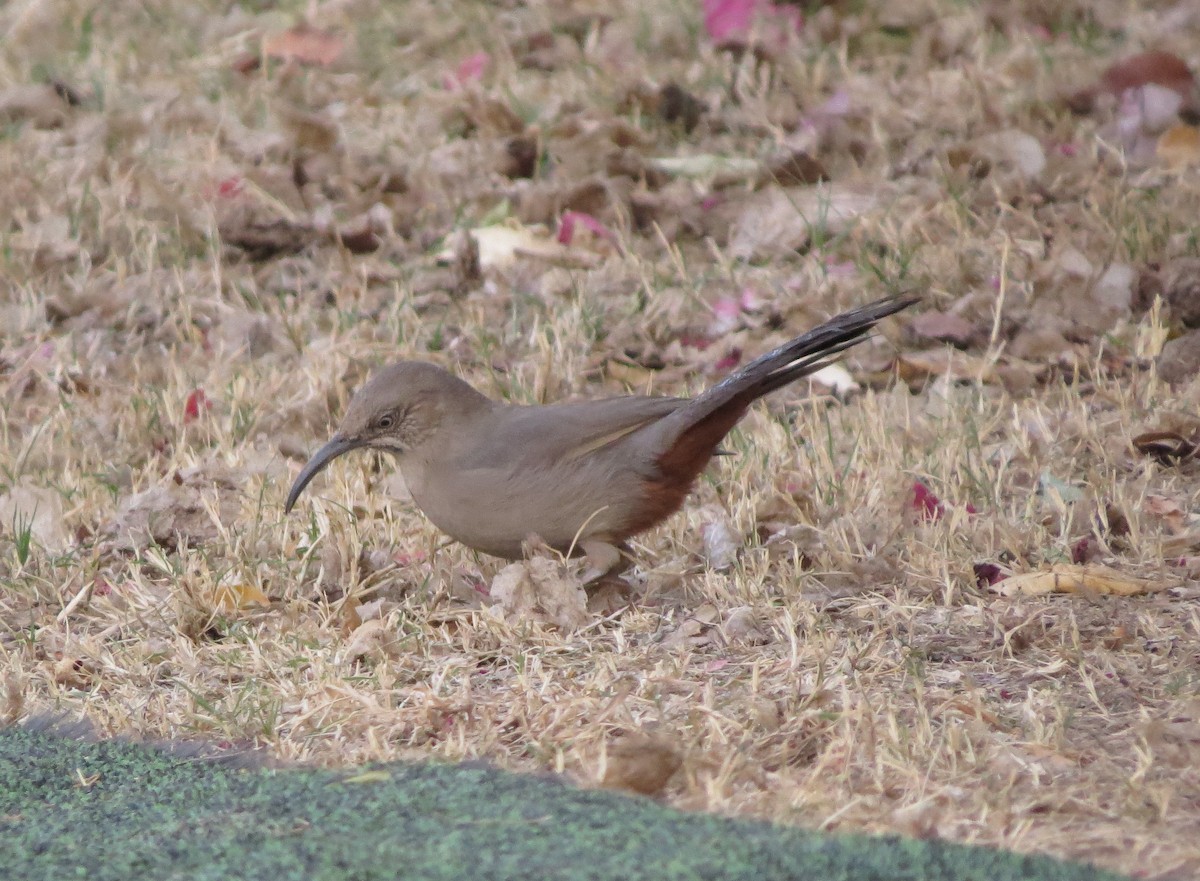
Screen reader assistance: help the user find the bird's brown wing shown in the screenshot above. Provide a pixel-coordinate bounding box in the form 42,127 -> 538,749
454,395 -> 686,473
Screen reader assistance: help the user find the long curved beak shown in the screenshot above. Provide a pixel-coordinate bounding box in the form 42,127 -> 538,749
284,435 -> 361,513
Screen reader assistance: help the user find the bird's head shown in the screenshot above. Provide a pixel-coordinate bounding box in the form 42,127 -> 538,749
284,361 -> 479,513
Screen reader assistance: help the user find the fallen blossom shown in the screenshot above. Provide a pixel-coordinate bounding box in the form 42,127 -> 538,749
556,211 -> 616,246
444,52 -> 489,90
703,0 -> 803,49
184,389 -> 212,422
911,480 -> 945,522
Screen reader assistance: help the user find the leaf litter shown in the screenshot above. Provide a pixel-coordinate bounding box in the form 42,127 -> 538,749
0,0 -> 1199,877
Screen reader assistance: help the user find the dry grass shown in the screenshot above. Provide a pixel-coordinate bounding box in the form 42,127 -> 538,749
2,0 -> 1200,877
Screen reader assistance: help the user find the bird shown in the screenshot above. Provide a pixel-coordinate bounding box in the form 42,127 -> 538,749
285,295 -> 915,573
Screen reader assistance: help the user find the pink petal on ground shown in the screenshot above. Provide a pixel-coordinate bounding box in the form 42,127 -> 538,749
703,0 -> 802,44
557,211 -> 616,245
216,176 -> 245,198
183,389 -> 212,423
911,480 -> 945,522
678,332 -> 713,350
1071,537 -> 1096,564
713,348 -> 743,372
444,51 -> 489,90
739,286 -> 765,311
704,0 -> 755,42
819,88 -> 851,117
712,296 -> 743,320
973,562 -> 1006,587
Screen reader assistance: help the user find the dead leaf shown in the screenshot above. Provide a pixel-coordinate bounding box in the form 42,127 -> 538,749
722,606 -> 770,644
729,185 -> 877,261
897,348 -> 998,384
213,580 -> 271,612
1159,258 -> 1200,327
808,363 -> 859,395
278,106 -> 340,153
1142,495 -> 1189,533
262,24 -> 344,67
909,311 -> 976,347
1158,328 -> 1200,386
489,556 -> 588,631
51,653 -> 94,689
601,733 -> 682,796
700,509 -> 741,570
992,564 -> 1165,597
647,154 -> 760,180
757,150 -> 828,186
1068,51 -> 1197,115
344,618 -> 402,663
1133,432 -> 1200,466
1100,51 -> 1195,100
0,83 -> 71,128
973,129 -> 1046,178
660,602 -> 720,648
1157,124 -> 1200,167
219,213 -> 316,260
457,224 -> 601,271
658,82 -> 705,132
105,467 -> 243,551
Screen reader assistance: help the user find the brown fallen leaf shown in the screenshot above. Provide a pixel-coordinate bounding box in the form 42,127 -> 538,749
757,150 -> 827,187
1133,431 -> 1200,466
105,466 -> 244,552
1142,495 -> 1189,534
0,83 -> 71,128
937,698 -> 1009,732
699,507 -> 741,570
1157,124 -> 1200,167
660,602 -> 720,649
897,348 -> 998,384
220,215 -> 316,260
1159,258 -> 1200,327
450,224 -> 601,271
214,580 -> 271,612
722,606 -> 770,645
972,129 -> 1046,179
1100,51 -> 1195,101
992,564 -> 1164,598
601,733 -> 683,797
489,555 -> 588,631
658,82 -> 705,132
909,311 -> 977,347
343,618 -> 403,664
1158,327 -> 1200,385
729,185 -> 878,261
262,24 -> 345,67
1068,51 -> 1197,114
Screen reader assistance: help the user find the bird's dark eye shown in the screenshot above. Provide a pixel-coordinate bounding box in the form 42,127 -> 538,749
377,414 -> 395,429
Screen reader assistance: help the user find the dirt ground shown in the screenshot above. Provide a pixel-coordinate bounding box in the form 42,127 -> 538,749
2,1 -> 1199,878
